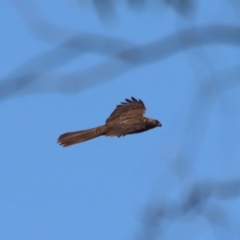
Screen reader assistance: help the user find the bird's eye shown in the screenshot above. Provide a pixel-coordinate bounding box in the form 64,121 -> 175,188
155,120 -> 159,124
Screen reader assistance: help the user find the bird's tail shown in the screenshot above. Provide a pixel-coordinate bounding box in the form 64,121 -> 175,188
58,125 -> 107,147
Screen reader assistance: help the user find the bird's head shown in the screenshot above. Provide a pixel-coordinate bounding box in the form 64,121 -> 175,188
144,118 -> 162,128
153,119 -> 162,127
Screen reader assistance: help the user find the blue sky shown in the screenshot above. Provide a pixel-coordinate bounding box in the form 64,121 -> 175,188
0,1 -> 240,239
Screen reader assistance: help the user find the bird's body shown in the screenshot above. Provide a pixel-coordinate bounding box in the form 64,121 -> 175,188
58,97 -> 161,147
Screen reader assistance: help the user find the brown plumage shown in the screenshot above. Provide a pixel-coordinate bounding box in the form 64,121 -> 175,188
58,97 -> 161,147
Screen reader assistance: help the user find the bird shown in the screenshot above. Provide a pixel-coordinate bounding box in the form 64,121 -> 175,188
58,97 -> 161,147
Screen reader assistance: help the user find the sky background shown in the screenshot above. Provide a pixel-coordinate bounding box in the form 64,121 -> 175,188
0,0 -> 240,239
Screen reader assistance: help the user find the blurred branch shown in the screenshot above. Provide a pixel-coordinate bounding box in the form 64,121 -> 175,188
163,0 -> 196,15
127,0 -> 147,10
92,0 -> 118,23
138,178 -> 240,240
90,0 -> 196,20
9,0 -> 75,42
1,25 -> 240,101
11,0 -> 188,33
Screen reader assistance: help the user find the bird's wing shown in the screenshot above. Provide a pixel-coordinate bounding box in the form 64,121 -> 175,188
105,120 -> 146,137
106,97 -> 146,123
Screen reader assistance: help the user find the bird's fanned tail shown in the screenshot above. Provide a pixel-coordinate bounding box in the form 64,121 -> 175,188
58,125 -> 107,147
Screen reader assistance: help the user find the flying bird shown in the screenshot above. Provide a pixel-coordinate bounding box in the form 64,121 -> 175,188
58,97 -> 161,147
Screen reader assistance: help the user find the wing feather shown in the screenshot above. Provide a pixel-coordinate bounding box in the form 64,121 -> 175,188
106,97 -> 146,123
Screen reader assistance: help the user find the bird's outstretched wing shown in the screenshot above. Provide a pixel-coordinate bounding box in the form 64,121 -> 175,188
106,97 -> 146,123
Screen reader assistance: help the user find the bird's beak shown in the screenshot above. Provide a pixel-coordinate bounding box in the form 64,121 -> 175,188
158,122 -> 162,127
